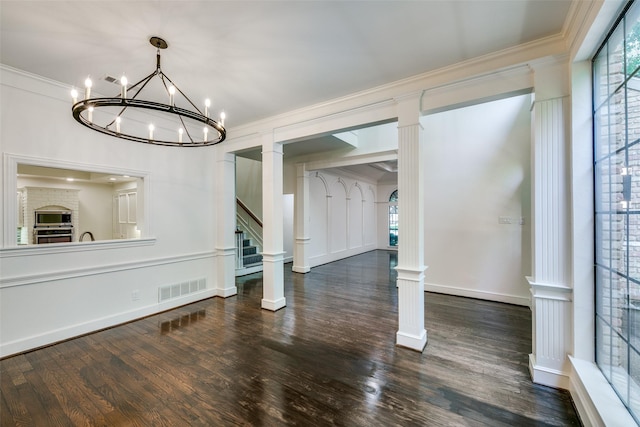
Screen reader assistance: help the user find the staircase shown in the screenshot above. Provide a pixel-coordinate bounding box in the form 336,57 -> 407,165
235,230 -> 263,276
241,235 -> 263,266
235,198 -> 263,276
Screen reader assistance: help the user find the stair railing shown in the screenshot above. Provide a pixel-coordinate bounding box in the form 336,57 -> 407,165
236,198 -> 263,268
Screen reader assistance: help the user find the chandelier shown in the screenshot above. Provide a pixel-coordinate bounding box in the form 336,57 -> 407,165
71,37 -> 226,146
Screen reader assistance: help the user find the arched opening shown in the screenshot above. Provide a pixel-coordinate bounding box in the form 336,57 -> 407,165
388,189 -> 398,247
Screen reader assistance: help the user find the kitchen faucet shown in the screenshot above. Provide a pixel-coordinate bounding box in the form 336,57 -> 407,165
79,231 -> 95,242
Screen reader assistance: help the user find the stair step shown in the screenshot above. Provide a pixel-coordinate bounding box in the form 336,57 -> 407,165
243,254 -> 263,265
243,239 -> 251,247
243,246 -> 257,256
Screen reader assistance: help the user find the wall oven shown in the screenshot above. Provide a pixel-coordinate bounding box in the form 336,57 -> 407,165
34,227 -> 74,244
34,210 -> 72,227
33,209 -> 73,244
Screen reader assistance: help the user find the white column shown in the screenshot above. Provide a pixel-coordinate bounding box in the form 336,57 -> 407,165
528,58 -> 573,389
395,93 -> 427,352
215,151 -> 238,298
292,163 -> 311,273
261,136 -> 286,311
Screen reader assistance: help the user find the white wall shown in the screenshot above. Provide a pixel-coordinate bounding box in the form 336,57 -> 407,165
307,169 -> 377,267
421,94 -> 532,306
377,184 -> 398,250
236,156 -> 262,218
0,67 -> 219,357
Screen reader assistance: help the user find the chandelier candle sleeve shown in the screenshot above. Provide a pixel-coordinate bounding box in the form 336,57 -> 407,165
115,116 -> 121,133
148,124 -> 154,140
71,89 -> 78,104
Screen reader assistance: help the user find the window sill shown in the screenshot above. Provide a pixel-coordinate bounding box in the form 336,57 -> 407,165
569,356 -> 636,426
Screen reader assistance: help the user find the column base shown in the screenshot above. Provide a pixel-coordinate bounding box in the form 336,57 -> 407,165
396,330 -> 427,352
292,265 -> 310,273
215,286 -> 237,298
261,297 -> 286,311
529,354 -> 569,389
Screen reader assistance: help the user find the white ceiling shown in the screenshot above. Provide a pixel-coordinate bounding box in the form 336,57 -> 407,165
1,0 -> 573,129
1,1 -> 575,183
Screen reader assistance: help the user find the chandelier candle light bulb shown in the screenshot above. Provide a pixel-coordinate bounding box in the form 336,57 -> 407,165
121,75 -> 128,99
205,98 -> 211,117
88,106 -> 94,123
84,77 -> 92,99
71,89 -> 78,104
169,86 -> 176,106
220,111 -> 226,127
148,124 -> 154,140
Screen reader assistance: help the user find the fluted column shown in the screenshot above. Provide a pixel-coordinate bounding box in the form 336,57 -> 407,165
293,163 -> 311,273
528,96 -> 572,389
396,94 -> 427,352
261,136 -> 286,311
215,151 -> 238,298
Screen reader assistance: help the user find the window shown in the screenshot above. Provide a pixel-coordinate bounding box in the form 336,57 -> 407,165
389,189 -> 398,247
594,1 -> 640,421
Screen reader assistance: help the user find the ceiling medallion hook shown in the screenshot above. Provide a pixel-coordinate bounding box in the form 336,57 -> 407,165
70,36 -> 226,147
149,36 -> 168,50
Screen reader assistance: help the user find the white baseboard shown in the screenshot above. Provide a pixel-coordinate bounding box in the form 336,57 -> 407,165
425,282 -> 530,306
235,264 -> 263,276
309,245 -> 377,269
0,289 -> 217,359
215,286 -> 237,298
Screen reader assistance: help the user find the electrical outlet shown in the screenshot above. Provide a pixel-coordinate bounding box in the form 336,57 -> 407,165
131,290 -> 140,301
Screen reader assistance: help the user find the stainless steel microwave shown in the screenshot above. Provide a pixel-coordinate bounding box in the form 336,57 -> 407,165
34,210 -> 72,227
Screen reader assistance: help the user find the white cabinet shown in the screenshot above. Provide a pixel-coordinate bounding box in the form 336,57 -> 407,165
16,189 -> 24,227
118,191 -> 137,224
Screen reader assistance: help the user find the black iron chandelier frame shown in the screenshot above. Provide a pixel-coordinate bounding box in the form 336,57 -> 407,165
71,36 -> 226,147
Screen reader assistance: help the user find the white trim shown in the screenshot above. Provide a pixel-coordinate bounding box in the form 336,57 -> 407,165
396,330 -> 427,352
261,297 -> 286,311
425,282 -> 530,307
309,244 -> 377,268
4,152 -> 152,247
0,288 -> 217,359
569,356 -> 636,427
0,237 -> 156,259
529,354 -> 570,389
305,150 -> 397,173
0,250 -> 213,289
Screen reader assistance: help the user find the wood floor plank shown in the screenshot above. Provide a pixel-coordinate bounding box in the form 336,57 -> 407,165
0,250 -> 582,426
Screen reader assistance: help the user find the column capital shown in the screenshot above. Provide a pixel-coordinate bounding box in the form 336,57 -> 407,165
261,133 -> 283,155
395,91 -> 422,127
216,151 -> 235,164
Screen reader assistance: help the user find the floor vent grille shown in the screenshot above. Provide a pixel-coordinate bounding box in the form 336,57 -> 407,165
158,278 -> 206,303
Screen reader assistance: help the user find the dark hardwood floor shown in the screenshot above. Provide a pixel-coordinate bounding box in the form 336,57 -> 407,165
1,250 -> 581,426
